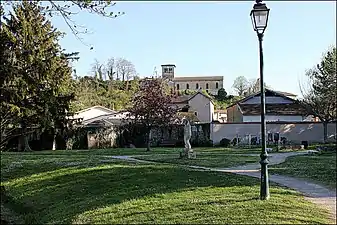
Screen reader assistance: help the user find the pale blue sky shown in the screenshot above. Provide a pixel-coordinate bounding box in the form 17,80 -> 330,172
51,1 -> 336,96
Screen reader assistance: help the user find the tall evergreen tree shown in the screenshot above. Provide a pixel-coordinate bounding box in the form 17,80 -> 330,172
1,1 -> 78,151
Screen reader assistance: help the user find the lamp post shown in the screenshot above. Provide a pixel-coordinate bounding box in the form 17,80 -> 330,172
250,0 -> 270,200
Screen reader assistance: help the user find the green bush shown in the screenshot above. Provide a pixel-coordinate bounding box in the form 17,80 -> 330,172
191,138 -> 213,147
219,138 -> 231,147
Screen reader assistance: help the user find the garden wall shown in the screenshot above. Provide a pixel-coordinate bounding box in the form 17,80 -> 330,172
211,122 -> 337,145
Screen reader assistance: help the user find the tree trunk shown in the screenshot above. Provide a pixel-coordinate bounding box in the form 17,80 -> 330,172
323,121 -> 328,144
52,129 -> 57,151
146,128 -> 151,151
23,133 -> 32,152
21,123 -> 32,152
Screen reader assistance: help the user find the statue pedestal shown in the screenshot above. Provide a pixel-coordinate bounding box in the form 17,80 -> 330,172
180,148 -> 196,159
188,150 -> 196,159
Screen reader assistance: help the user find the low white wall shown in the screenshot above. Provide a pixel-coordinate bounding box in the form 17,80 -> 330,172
211,122 -> 336,145
243,115 -> 303,122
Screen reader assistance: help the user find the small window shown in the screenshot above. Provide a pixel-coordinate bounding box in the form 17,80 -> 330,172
194,112 -> 198,116
216,82 -> 219,89
186,83 -> 189,89
206,83 -> 209,89
177,84 -> 180,90
164,68 -> 169,73
168,67 -> 173,72
196,83 -> 199,89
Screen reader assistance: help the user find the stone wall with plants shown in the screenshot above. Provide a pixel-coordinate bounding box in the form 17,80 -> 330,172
149,123 -> 212,147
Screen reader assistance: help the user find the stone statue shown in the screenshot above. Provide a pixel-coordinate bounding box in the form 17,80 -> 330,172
183,118 -> 192,151
180,117 -> 196,159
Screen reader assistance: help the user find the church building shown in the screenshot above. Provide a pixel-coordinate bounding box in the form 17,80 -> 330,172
161,64 -> 224,95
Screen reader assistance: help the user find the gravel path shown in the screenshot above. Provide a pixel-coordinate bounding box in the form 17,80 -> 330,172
103,151 -> 336,221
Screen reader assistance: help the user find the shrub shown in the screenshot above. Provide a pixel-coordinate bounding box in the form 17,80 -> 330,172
191,138 -> 213,147
219,138 -> 231,147
231,137 -> 240,146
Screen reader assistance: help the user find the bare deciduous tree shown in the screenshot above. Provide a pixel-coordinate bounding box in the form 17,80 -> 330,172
299,46 -> 337,143
232,76 -> 249,96
106,57 -> 116,81
91,59 -> 105,80
116,58 -> 136,82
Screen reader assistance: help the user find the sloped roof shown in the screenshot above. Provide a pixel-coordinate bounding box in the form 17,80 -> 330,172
274,91 -> 297,97
173,76 -> 223,81
215,110 -> 227,113
171,91 -> 213,104
226,88 -> 297,109
238,103 -> 308,116
76,105 -> 116,114
171,95 -> 193,104
177,112 -> 200,122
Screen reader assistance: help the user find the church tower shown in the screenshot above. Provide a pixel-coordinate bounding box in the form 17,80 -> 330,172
161,64 -> 176,80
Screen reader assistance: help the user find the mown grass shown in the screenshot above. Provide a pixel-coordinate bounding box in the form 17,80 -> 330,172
269,152 -> 336,190
1,147 -> 263,157
1,152 -> 333,224
134,153 -> 259,168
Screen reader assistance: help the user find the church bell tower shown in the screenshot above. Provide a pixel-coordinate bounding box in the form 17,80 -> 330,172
161,64 -> 176,80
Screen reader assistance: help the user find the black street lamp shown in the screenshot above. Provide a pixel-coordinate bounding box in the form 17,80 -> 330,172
250,0 -> 270,200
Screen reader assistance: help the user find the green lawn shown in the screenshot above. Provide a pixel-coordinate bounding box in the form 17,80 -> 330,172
269,152 -> 336,190
134,153 -> 259,168
1,152 -> 333,224
1,147 -> 262,157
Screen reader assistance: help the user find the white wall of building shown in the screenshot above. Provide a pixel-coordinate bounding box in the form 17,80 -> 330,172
244,96 -> 294,104
173,79 -> 224,95
73,106 -> 115,122
188,94 -> 214,123
243,115 -> 304,122
210,122 -> 337,145
214,112 -> 227,122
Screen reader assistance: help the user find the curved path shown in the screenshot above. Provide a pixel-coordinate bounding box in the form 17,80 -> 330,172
103,152 -> 336,221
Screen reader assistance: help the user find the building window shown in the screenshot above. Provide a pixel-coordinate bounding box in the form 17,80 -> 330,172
216,82 -> 219,89
168,68 -> 173,72
176,84 -> 180,90
194,112 -> 198,116
164,68 -> 169,73
196,83 -> 199,89
186,83 -> 189,89
206,83 -> 209,89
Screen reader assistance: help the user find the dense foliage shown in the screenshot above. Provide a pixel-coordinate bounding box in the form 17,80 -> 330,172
0,1 -> 79,151
127,79 -> 178,151
70,75 -> 139,112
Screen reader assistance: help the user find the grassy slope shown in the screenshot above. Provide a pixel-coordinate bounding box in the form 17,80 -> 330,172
269,152 -> 336,189
1,152 -> 333,224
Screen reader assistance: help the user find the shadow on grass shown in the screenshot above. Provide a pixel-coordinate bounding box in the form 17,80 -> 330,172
3,163 -> 265,224
2,158 -> 332,224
